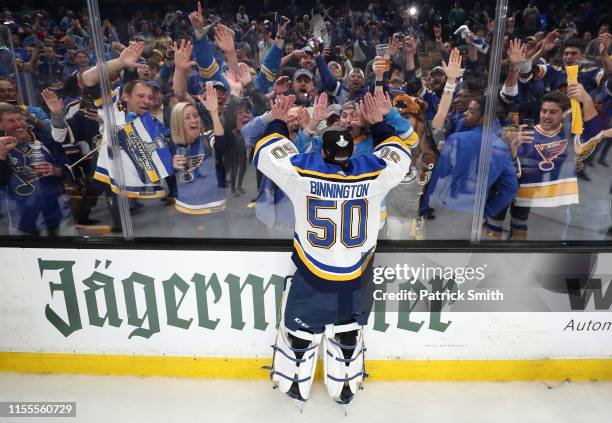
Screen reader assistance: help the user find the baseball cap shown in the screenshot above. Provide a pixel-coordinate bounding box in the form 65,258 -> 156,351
349,68 -> 364,78
430,66 -> 445,76
210,80 -> 227,90
187,74 -> 227,95
293,68 -> 313,81
321,126 -> 354,163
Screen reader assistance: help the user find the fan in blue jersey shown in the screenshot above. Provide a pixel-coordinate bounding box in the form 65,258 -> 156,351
169,83 -> 231,238
0,103 -> 74,236
259,92 -> 415,405
506,85 -> 603,240
533,35 -> 605,95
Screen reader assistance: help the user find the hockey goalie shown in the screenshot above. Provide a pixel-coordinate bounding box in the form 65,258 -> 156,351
255,91 -> 417,405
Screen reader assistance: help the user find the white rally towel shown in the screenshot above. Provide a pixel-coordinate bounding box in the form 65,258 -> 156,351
310,14 -> 330,46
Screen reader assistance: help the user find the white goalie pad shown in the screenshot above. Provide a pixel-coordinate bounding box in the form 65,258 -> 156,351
270,326 -> 322,401
266,277 -> 322,401
323,322 -> 366,402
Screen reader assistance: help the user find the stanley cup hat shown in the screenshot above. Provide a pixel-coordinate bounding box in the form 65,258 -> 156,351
321,126 -> 354,162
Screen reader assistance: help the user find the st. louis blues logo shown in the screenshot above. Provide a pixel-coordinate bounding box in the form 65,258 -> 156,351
400,164 -> 417,184
10,149 -> 40,196
535,140 -> 568,171
180,154 -> 206,182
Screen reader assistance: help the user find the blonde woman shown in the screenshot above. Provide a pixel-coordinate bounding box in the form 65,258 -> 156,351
171,82 -> 230,237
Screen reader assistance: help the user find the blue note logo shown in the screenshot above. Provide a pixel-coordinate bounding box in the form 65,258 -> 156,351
535,140 -> 568,171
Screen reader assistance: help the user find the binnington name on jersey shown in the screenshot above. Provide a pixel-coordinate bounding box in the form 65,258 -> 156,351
309,181 -> 369,199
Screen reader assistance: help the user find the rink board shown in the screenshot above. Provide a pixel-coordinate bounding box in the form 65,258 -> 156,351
1,247 -> 611,380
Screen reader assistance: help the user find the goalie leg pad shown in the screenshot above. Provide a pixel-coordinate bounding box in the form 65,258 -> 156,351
270,325 -> 322,401
323,321 -> 366,404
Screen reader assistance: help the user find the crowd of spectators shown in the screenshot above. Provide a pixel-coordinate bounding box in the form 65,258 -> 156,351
0,0 -> 610,240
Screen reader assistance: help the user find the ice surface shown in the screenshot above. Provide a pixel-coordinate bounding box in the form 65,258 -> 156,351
1,373 -> 611,422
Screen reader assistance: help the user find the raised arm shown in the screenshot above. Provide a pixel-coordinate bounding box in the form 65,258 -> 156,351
431,48 -> 462,130
433,25 -> 449,56
254,44 -> 284,93
568,82 -> 598,122
466,33 -> 478,63
404,35 -> 417,72
41,89 -> 68,143
214,24 -> 239,75
238,63 -> 267,115
372,56 -> 386,94
315,53 -> 339,91
198,81 -> 224,137
172,40 -> 197,102
529,30 -> 559,66
81,41 -> 145,87
189,1 -> 226,84
502,39 -> 526,96
599,32 -> 612,74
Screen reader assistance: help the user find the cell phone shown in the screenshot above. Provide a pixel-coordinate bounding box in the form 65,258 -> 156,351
80,96 -> 95,110
520,118 -> 535,131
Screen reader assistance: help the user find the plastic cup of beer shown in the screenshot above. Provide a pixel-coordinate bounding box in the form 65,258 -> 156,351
375,44 -> 391,71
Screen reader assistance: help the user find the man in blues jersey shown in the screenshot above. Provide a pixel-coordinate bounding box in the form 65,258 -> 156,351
508,85 -> 603,240
256,92 -> 416,405
535,37 -> 605,95
0,102 -> 74,236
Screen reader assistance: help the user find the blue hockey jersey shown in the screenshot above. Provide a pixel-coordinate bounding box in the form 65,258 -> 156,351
174,133 -> 227,214
0,140 -> 71,234
537,63 -> 605,94
514,117 -> 602,207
